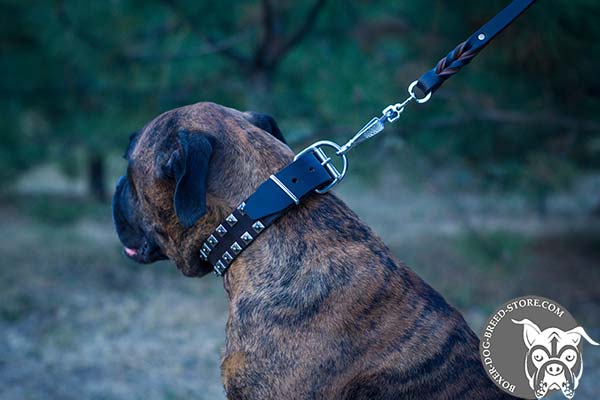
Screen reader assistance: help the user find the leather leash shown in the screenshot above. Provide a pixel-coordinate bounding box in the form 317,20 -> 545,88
201,0 -> 537,276
416,0 -> 537,96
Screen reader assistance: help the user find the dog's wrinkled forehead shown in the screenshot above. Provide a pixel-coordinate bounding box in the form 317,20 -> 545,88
127,102 -> 286,166
127,106 -> 213,163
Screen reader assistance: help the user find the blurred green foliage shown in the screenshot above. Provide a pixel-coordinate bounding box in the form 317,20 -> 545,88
455,230 -> 528,271
18,194 -> 107,224
1,0 -> 599,201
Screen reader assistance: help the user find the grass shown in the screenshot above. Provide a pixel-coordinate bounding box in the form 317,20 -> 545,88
0,192 -> 598,399
0,200 -> 228,400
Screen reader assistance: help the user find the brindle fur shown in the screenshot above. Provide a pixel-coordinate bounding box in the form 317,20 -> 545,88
116,102 -> 515,399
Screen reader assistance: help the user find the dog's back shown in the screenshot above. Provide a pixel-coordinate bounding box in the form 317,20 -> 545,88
222,193 -> 513,399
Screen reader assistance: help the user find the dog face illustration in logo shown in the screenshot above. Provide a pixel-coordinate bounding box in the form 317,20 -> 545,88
512,319 -> 598,399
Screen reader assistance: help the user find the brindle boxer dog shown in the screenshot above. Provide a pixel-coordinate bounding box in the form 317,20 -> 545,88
112,102 -> 514,399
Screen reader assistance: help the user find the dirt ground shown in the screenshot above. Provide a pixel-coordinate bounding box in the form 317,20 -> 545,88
1,174 -> 599,399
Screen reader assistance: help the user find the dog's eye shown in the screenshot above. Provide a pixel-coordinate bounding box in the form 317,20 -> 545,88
562,350 -> 577,362
532,350 -> 546,362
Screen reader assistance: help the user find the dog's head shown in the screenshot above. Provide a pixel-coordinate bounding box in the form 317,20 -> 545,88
112,102 -> 291,277
512,318 -> 599,399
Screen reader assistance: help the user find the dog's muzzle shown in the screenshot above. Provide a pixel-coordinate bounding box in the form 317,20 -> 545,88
112,176 -> 168,264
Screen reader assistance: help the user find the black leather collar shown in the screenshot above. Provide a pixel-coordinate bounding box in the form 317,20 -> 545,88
200,149 -> 336,276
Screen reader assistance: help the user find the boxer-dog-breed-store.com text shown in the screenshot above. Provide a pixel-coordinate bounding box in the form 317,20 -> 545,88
112,102 -> 516,399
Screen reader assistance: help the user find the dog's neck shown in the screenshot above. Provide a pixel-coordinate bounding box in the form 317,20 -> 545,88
220,192 -> 394,302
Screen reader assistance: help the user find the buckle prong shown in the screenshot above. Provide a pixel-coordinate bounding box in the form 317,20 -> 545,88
320,157 -> 332,166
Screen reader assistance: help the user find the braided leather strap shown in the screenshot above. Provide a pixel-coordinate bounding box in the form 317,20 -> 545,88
416,0 -> 536,96
434,40 -> 480,79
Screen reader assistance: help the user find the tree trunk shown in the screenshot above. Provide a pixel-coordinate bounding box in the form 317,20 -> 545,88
247,69 -> 274,111
88,152 -> 107,202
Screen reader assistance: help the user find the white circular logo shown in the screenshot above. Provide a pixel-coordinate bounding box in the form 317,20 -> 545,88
480,295 -> 598,399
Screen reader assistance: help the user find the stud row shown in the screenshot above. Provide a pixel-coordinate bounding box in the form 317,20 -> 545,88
198,202 -> 267,276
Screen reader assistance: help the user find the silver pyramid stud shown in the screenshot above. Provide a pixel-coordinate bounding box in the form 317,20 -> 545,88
202,243 -> 212,254
225,214 -> 238,226
252,221 -> 265,233
207,235 -> 218,246
216,224 -> 227,237
230,242 -> 242,254
240,231 -> 253,244
222,251 -> 233,264
214,260 -> 226,276
199,249 -> 208,261
237,202 -> 246,215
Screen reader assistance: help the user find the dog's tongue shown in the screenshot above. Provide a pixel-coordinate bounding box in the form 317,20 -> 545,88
124,247 -> 138,257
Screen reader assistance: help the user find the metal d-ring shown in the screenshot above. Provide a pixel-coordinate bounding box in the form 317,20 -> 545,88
408,80 -> 432,104
294,140 -> 348,194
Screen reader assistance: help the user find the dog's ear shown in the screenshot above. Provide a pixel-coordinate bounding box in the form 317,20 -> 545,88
512,319 -> 542,349
243,111 -> 287,144
565,326 -> 599,347
161,130 -> 214,228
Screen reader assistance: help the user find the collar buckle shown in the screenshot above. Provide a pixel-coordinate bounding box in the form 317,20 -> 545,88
294,140 -> 348,193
